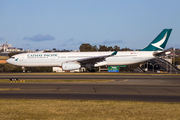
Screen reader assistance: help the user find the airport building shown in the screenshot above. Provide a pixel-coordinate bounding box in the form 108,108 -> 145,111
0,43 -> 24,53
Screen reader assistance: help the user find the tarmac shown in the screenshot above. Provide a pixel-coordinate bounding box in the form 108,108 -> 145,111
0,74 -> 180,80
0,74 -> 180,102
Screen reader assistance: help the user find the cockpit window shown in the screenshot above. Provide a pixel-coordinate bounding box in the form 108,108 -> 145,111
11,57 -> 15,59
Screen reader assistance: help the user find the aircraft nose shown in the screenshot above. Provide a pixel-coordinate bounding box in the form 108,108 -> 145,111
6,59 -> 10,63
6,58 -> 13,64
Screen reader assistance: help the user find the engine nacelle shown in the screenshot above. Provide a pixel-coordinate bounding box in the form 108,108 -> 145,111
94,61 -> 107,67
62,62 -> 81,70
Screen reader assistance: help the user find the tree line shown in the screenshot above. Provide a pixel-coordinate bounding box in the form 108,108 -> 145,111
35,43 -> 134,52
79,44 -> 133,51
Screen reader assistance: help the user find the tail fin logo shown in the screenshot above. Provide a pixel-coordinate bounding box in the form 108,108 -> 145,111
151,32 -> 167,50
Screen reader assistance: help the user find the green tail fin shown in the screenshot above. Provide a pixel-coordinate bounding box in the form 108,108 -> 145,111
140,29 -> 172,51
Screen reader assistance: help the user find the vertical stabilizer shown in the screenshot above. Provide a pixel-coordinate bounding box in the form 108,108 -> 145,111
140,29 -> 172,51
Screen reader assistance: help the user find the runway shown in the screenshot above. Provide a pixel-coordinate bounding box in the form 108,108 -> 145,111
0,83 -> 180,102
0,74 -> 180,102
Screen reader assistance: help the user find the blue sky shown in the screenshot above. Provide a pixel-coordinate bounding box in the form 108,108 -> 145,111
0,0 -> 180,51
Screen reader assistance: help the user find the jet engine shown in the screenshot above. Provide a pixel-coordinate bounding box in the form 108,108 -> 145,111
62,62 -> 81,70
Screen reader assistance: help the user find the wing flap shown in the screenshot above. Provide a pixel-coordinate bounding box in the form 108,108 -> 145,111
68,51 -> 117,64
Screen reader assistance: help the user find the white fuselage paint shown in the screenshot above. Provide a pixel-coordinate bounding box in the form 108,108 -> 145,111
7,51 -> 155,67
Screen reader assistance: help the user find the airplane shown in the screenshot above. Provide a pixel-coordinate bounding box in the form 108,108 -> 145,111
7,29 -> 172,71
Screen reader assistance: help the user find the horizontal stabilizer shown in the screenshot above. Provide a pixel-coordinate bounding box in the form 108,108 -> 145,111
153,50 -> 171,56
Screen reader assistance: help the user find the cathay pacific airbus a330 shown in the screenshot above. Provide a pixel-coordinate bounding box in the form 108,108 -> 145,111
7,29 -> 172,71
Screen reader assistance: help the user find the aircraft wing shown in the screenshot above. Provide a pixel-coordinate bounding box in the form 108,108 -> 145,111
71,51 -> 117,64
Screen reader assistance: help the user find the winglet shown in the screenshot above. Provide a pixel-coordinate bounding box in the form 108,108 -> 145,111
111,51 -> 117,55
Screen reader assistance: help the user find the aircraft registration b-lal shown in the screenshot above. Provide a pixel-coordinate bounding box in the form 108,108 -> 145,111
7,29 -> 172,71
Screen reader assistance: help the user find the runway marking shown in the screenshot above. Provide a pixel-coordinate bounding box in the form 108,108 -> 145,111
0,88 -> 20,91
124,79 -> 129,81
27,89 -> 70,91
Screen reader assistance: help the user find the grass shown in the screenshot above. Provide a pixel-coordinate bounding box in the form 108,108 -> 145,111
0,99 -> 179,120
0,56 -> 9,60
0,88 -> 20,91
0,79 -> 114,83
